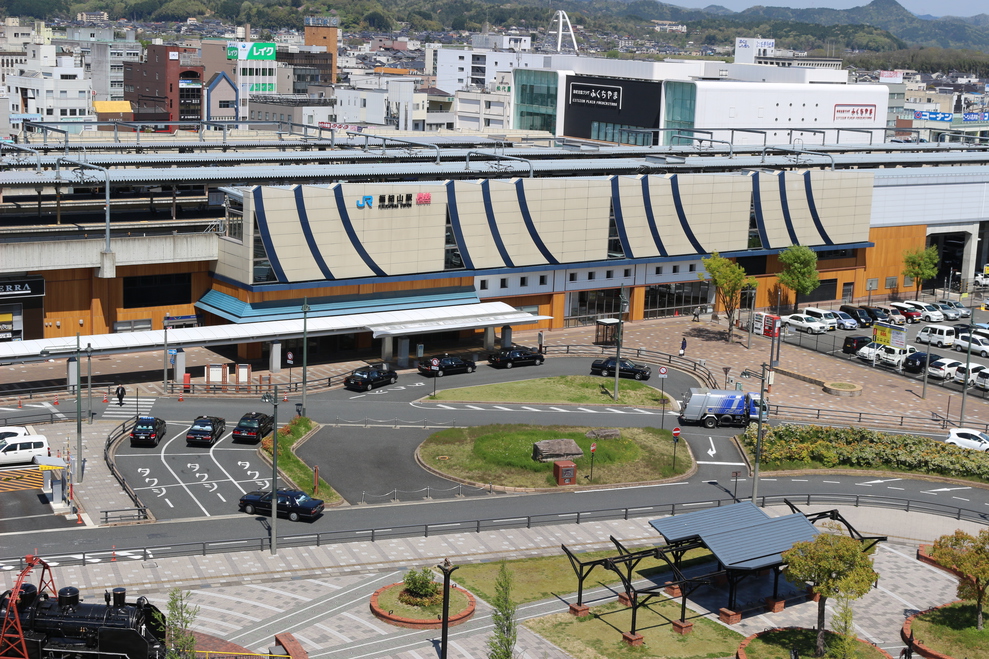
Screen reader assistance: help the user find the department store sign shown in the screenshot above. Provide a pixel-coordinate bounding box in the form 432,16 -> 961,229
0,277 -> 44,298
963,112 -> 989,122
914,111 -> 953,122
569,82 -> 622,109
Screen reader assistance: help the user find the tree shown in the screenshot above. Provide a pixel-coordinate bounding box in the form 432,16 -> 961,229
487,563 -> 517,659
157,588 -> 199,659
902,245 -> 939,298
700,252 -> 755,344
782,530 -> 878,657
777,245 -> 820,313
826,595 -> 857,659
930,528 -> 989,631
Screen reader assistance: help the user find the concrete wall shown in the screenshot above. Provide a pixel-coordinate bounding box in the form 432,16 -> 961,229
0,234 -> 219,274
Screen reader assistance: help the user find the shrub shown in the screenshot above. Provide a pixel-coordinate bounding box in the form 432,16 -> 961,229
401,568 -> 440,606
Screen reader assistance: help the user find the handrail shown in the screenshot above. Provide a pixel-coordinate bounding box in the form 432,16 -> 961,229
542,344 -> 720,388
1,493 -> 983,568
103,417 -> 152,521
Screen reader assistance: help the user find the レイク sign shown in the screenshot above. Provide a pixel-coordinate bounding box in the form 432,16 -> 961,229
226,42 -> 276,61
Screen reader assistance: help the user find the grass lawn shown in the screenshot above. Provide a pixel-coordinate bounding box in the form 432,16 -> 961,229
454,547 -> 713,605
376,583 -> 470,621
420,424 -> 691,488
526,599 -> 742,659
910,601 -> 989,658
743,629 -> 889,659
429,375 -> 672,408
261,417 -> 342,505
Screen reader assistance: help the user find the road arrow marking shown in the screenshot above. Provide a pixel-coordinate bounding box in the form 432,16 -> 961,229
707,437 -> 717,457
922,487 -> 972,494
858,478 -> 902,485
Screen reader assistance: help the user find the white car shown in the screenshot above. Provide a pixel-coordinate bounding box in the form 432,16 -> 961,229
0,426 -> 29,442
905,301 -> 945,323
945,428 -> 989,452
856,342 -> 885,361
833,311 -> 860,330
954,334 -> 989,358
879,345 -> 917,367
953,363 -> 987,386
928,358 -> 964,379
781,314 -> 828,334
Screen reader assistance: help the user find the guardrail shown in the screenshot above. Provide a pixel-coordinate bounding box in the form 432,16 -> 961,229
165,373 -> 349,396
0,410 -> 81,426
101,507 -> 151,524
768,403 -> 973,433
102,417 -> 152,522
2,493 -> 982,568
543,344 -> 719,388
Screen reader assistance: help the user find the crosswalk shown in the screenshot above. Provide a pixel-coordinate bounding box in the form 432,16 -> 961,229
101,396 -> 156,419
413,402 -> 674,415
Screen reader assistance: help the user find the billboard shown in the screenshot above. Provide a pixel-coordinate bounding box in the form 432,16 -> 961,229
833,104 -> 877,122
562,75 -> 661,143
226,42 -> 276,61
914,111 -> 953,122
879,70 -> 903,84
873,322 -> 906,349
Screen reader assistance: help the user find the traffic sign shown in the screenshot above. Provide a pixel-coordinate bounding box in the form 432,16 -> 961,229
672,427 -> 681,442
590,442 -> 597,453
168,349 -> 177,355
657,366 -> 668,378
286,351 -> 294,365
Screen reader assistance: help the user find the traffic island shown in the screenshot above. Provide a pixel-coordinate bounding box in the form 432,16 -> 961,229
369,582 -> 475,629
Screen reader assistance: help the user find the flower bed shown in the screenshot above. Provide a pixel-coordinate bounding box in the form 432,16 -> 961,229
369,582 -> 475,629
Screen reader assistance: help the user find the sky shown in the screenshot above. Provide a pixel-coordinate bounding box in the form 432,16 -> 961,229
665,0 -> 986,18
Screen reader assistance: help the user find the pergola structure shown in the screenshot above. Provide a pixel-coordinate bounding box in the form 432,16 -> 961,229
562,500 -> 886,644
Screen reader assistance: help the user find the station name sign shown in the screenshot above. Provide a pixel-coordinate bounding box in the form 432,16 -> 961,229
0,277 -> 45,298
569,82 -> 622,109
355,193 -> 432,209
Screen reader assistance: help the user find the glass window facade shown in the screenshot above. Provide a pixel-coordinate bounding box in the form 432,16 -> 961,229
664,81 -> 696,146
566,288 -> 625,327
591,122 -> 652,145
643,281 -> 711,319
515,70 -> 558,134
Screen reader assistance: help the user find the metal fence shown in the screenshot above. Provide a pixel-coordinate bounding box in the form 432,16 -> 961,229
544,344 -> 719,388
101,418 -> 152,523
2,493 -> 982,569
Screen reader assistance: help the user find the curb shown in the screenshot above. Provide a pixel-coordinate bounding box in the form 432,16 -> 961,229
369,582 -> 476,629
736,627 -> 894,659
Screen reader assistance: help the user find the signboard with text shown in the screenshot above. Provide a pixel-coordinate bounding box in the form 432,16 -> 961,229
833,104 -> 877,122
873,322 -> 906,349
964,112 -> 989,122
569,82 -> 623,109
914,111 -> 953,122
226,42 -> 276,60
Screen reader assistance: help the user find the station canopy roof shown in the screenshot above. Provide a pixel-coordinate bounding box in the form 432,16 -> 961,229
0,300 -> 551,362
650,502 -> 819,571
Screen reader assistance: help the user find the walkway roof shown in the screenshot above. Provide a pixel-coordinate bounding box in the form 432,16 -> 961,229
0,301 -> 550,363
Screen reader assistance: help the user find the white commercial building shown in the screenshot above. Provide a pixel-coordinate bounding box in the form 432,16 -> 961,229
5,44 -> 94,132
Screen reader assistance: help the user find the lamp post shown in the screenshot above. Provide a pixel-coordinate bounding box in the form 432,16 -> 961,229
437,558 -> 459,659
960,313 -> 976,424
613,287 -> 629,401
261,386 -> 279,555
163,323 -> 169,393
743,364 -> 769,504
301,298 -> 310,418
75,333 -> 82,478
86,343 -> 93,425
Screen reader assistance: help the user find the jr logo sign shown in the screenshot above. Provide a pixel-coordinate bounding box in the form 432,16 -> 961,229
356,195 -> 374,209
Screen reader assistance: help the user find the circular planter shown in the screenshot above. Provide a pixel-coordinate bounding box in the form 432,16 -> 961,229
823,381 -> 863,397
369,582 -> 475,629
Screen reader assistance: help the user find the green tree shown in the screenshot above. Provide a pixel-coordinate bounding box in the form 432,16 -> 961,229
777,245 -> 820,313
902,245 -> 939,298
782,529 -> 878,657
930,529 -> 989,631
826,595 -> 857,659
700,252 -> 755,344
156,588 -> 199,659
486,563 -> 518,659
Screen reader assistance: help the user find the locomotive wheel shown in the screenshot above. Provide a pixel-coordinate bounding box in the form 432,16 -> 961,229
245,504 -> 255,515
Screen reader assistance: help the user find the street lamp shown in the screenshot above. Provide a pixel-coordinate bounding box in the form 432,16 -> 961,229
437,558 -> 459,659
163,322 -> 169,393
301,297 -> 310,417
960,313 -> 976,424
613,287 -> 629,401
86,343 -> 93,425
260,386 -> 280,555
742,364 -> 769,504
75,333 -> 82,479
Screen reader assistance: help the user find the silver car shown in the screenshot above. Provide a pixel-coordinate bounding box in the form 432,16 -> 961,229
935,304 -> 961,321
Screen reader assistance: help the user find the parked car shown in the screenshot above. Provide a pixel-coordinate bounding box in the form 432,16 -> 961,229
858,306 -> 890,324
239,488 -> 324,522
928,358 -> 964,380
953,334 -> 989,358
0,426 -> 29,442
879,345 -> 918,368
839,305 -> 873,328
938,300 -> 972,318
488,347 -> 545,368
934,303 -> 960,321
780,314 -> 828,334
877,307 -> 906,325
975,272 -> 989,287
590,357 -> 652,380
343,366 -> 397,391
903,352 -> 941,374
130,416 -> 167,447
903,301 -> 944,322
232,412 -> 274,443
833,311 -> 861,330
954,363 -> 987,386
417,355 -> 476,377
974,369 -> 989,391
889,303 -> 922,323
0,435 -> 50,465
842,336 -> 871,355
186,415 -> 226,446
856,342 -> 885,361
945,428 -> 989,452
916,325 -> 955,348
803,307 -> 838,331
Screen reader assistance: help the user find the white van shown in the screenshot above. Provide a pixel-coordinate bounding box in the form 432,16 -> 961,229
803,307 -> 838,331
917,325 -> 955,348
904,300 -> 945,322
0,435 -> 50,466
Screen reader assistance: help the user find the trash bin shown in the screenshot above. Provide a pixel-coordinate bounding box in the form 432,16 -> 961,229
295,403 -> 303,417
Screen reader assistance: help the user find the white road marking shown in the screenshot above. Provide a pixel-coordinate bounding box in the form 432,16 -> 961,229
696,461 -> 747,466
577,482 -> 688,493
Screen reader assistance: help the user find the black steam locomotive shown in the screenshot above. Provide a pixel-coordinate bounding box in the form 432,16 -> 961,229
0,584 -> 167,659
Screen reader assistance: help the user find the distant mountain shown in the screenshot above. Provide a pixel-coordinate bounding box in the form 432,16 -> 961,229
699,5 -> 736,15
728,0 -> 989,51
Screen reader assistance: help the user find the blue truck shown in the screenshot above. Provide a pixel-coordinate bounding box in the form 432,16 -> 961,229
678,388 -> 767,429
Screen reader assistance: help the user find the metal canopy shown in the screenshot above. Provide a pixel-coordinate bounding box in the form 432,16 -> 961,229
649,500 -> 769,542
0,301 -> 550,363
